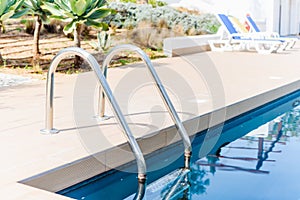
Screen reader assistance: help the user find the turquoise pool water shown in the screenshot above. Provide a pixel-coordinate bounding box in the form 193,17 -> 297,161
59,91 -> 300,199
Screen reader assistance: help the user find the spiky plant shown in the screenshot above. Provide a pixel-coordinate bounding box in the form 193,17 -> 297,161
42,0 -> 113,66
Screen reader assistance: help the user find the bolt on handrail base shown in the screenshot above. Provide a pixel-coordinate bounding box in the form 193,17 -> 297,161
93,115 -> 112,122
40,128 -> 60,135
138,174 -> 147,183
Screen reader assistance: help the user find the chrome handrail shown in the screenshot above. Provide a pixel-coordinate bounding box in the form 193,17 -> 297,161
98,44 -> 192,169
40,47 -> 146,200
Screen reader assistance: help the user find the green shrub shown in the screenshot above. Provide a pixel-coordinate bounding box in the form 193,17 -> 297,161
148,0 -> 167,7
120,0 -> 137,3
104,2 -> 220,35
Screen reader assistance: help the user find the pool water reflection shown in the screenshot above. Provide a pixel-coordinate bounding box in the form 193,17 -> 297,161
59,92 -> 300,200
185,106 -> 300,200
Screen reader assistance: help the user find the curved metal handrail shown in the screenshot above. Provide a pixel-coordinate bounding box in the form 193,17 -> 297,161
98,44 -> 192,169
40,47 -> 146,200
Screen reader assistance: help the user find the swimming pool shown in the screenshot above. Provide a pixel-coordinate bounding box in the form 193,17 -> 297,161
58,90 -> 300,199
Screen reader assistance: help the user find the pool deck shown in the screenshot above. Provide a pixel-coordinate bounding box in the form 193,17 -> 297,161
1,42 -> 300,199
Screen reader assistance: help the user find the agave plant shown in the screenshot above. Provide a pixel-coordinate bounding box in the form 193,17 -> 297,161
24,0 -> 53,69
43,0 -> 113,66
43,0 -> 112,46
90,30 -> 111,52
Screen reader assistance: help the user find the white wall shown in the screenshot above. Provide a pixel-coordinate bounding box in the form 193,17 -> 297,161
168,0 -> 300,35
265,0 -> 280,33
268,0 -> 300,35
169,0 -> 267,31
290,0 -> 300,34
170,0 -> 252,18
280,0 -> 290,35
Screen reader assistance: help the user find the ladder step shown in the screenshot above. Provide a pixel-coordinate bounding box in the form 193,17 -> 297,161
125,168 -> 190,200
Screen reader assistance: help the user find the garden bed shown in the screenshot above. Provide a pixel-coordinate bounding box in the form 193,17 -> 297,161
0,3 -> 219,75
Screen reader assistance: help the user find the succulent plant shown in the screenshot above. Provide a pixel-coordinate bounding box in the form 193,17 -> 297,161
42,0 -> 113,66
42,0 -> 113,35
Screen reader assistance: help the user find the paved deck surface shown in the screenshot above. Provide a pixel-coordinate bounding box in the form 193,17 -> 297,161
1,42 -> 300,199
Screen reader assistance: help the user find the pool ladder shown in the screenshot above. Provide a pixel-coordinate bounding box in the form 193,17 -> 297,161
40,45 -> 192,199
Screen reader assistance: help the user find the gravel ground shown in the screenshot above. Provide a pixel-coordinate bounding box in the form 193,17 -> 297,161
0,73 -> 32,87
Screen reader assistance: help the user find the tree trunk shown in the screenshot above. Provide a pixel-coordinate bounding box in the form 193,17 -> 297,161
32,15 -> 42,71
0,52 -> 3,65
0,24 -> 2,65
74,24 -> 82,67
0,21 -> 3,65
74,23 -> 82,48
0,21 -> 5,33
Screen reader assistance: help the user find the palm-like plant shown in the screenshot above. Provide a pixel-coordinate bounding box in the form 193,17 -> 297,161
24,0 -> 53,70
0,0 -> 27,64
43,0 -> 113,66
0,0 -> 27,33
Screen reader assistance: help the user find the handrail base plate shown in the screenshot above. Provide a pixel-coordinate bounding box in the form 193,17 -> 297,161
40,128 -> 60,135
